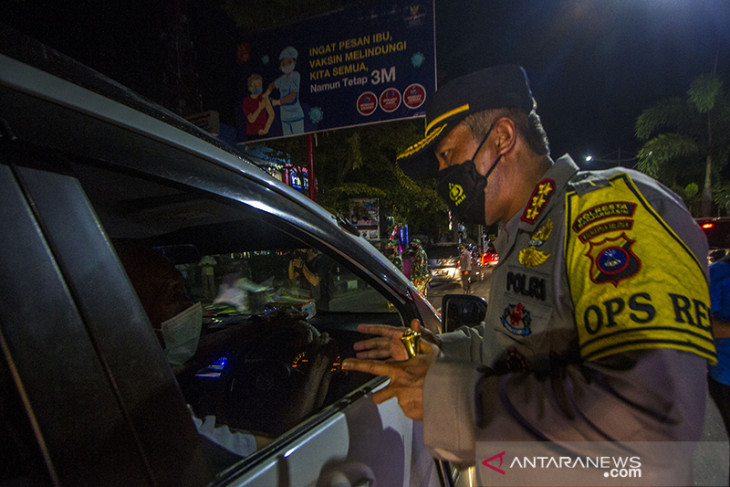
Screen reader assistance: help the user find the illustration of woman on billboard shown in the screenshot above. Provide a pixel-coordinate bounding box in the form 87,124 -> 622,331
268,46 -> 304,136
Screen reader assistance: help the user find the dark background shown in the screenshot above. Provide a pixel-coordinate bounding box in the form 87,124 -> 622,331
2,0 -> 729,165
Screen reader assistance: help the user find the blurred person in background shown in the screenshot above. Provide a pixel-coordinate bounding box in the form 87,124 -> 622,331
409,239 -> 429,296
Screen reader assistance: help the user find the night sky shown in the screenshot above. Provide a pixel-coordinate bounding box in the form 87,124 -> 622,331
443,0 -> 730,166
2,0 -> 729,167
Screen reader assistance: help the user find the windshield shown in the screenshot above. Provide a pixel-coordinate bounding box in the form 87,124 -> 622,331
427,246 -> 459,260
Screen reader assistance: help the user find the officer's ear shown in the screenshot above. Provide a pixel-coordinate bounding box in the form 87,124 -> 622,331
492,117 -> 516,156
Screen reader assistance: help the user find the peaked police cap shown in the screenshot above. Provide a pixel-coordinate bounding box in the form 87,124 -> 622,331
397,65 -> 534,179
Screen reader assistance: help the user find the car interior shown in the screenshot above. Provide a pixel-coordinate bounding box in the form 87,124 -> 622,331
68,159 -> 402,468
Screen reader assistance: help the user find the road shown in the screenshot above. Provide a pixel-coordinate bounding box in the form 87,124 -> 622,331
426,265 -> 494,313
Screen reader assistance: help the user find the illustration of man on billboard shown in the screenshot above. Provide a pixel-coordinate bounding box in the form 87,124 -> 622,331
242,73 -> 275,136
268,46 -> 305,136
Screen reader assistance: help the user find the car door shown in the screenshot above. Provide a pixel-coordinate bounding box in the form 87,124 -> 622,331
0,153 -> 213,486
64,153 -> 440,487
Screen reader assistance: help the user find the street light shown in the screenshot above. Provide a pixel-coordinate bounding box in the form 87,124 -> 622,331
583,150 -> 636,167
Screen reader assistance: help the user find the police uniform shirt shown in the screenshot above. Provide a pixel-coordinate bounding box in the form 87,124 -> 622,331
423,155 -> 714,480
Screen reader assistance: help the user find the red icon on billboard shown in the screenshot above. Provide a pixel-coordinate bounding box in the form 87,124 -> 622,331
356,91 -> 378,116
379,88 -> 402,112
403,83 -> 426,109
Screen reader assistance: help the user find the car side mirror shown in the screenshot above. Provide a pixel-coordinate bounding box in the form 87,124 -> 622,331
441,294 -> 488,333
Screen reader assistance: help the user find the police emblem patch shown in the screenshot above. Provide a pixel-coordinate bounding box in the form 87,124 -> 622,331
519,218 -> 552,267
585,233 -> 640,286
448,182 -> 466,206
500,303 -> 532,336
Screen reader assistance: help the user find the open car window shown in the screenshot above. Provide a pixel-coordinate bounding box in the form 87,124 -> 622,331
71,161 -> 400,471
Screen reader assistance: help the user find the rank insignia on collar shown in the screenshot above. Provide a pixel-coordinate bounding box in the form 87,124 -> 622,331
500,303 -> 532,336
521,179 -> 555,223
519,218 -> 552,267
586,232 -> 640,286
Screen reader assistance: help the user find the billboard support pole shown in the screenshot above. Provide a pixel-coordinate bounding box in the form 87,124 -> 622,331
307,133 -> 316,202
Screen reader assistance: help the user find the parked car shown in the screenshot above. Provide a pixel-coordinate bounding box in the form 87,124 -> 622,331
426,243 -> 462,286
0,26 -> 471,487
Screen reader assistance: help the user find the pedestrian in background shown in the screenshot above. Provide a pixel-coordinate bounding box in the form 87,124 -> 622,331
199,255 -> 217,302
458,244 -> 472,293
409,239 -> 429,296
384,239 -> 403,273
709,250 -> 730,480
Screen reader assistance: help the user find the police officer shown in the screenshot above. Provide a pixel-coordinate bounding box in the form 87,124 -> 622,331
343,65 -> 715,484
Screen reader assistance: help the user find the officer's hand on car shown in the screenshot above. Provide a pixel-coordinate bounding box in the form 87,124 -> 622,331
350,319 -> 441,361
343,319 -> 440,420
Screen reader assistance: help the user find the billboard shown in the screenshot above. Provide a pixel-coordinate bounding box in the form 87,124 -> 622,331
349,198 -> 380,240
234,0 -> 435,145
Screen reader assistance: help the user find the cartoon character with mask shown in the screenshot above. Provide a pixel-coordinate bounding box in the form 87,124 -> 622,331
268,46 -> 304,136
242,73 -> 275,136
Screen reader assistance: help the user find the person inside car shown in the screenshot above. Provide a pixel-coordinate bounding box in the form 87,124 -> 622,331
116,243 -> 335,462
115,243 -> 261,459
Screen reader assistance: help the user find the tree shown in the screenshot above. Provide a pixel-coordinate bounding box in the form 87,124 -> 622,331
635,72 -> 730,217
248,119 -> 448,239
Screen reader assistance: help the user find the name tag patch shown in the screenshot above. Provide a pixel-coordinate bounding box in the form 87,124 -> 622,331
506,272 -> 546,301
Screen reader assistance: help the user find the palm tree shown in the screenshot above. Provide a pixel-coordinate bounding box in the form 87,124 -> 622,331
635,72 -> 730,217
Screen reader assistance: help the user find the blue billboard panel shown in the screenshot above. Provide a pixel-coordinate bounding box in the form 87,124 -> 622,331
235,1 -> 435,144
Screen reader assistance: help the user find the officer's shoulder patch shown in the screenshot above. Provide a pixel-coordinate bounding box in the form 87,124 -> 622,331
563,172 -> 716,364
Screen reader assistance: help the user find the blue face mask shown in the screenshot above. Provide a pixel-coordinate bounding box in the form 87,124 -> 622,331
281,63 -> 295,74
251,86 -> 263,95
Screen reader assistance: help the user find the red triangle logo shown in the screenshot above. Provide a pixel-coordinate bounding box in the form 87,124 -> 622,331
482,451 -> 506,475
